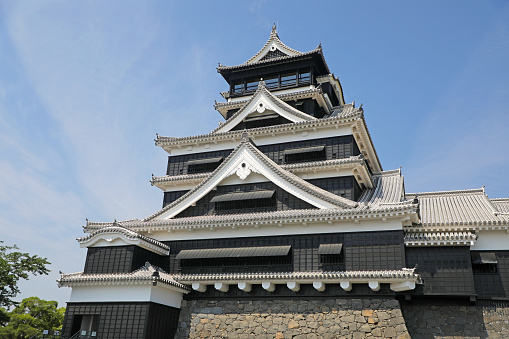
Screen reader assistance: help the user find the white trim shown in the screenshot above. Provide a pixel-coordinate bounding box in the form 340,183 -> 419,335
68,284 -> 183,308
78,232 -> 170,255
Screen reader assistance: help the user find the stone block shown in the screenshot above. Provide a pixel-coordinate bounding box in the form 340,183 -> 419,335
377,311 -> 390,320
383,326 -> 397,338
359,323 -> 372,332
362,309 -> 373,317
355,315 -> 367,323
395,324 -> 407,334
288,319 -> 299,329
352,299 -> 363,309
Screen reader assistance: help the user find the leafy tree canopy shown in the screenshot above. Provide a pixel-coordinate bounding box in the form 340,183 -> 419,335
0,241 -> 50,309
0,297 -> 65,339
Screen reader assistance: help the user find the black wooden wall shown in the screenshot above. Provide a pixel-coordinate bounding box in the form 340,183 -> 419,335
84,246 -> 166,274
165,136 -> 361,176
166,230 -> 405,275
62,302 -> 179,339
405,246 -> 475,296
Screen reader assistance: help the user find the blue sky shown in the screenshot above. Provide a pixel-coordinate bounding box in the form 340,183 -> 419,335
0,1 -> 508,307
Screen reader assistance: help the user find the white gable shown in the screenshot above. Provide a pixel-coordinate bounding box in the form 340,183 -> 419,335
245,25 -> 303,64
212,81 -> 316,134
146,136 -> 357,221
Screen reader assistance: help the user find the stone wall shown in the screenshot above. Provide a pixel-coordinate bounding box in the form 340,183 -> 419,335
401,300 -> 509,339
175,298 -> 410,338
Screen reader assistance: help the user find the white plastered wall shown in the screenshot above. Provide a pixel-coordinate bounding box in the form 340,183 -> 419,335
471,230 -> 509,250
69,284 -> 184,309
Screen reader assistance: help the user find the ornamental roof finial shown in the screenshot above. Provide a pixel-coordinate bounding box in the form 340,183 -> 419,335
258,79 -> 266,89
271,23 -> 278,38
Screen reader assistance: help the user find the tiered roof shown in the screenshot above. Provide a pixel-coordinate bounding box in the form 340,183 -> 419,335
85,167 -> 418,233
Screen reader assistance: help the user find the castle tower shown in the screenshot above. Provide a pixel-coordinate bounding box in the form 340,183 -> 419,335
58,27 -> 509,339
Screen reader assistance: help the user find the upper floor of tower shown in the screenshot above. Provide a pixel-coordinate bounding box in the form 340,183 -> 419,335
216,25 -> 345,119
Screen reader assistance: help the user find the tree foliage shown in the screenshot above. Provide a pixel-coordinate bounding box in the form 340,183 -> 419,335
0,241 -> 50,309
0,297 -> 65,338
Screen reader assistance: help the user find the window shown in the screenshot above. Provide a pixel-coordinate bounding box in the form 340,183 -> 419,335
233,81 -> 244,94
187,157 -> 223,174
243,114 -> 285,129
212,190 -> 276,214
471,252 -> 498,274
284,145 -> 326,164
298,69 -> 311,84
177,245 -> 292,274
319,243 -> 344,271
265,75 -> 279,89
246,78 -> 259,93
280,72 -> 297,87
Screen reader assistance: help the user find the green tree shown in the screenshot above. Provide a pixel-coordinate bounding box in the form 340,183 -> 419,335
0,297 -> 65,338
0,241 -> 50,309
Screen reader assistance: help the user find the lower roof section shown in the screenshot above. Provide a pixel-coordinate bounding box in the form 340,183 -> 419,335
178,269 -> 421,293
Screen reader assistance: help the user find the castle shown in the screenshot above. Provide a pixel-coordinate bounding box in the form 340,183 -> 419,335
58,26 -> 509,338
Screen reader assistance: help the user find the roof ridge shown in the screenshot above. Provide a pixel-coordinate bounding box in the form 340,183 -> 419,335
372,169 -> 401,177
409,188 -> 485,197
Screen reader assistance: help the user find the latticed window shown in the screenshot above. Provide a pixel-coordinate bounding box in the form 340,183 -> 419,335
319,243 -> 344,271
260,48 -> 288,61
177,245 -> 293,274
471,252 -> 498,274
243,114 -> 285,129
187,157 -> 223,174
211,190 -> 276,214
284,145 -> 326,164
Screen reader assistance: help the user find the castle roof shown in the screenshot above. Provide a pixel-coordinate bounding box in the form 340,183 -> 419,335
85,168 -> 418,233
76,224 -> 170,255
57,262 -> 190,293
217,25 -> 329,74
407,188 -> 509,227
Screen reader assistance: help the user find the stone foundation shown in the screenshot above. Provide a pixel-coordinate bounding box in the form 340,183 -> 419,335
401,300 -> 509,339
175,298 -> 410,338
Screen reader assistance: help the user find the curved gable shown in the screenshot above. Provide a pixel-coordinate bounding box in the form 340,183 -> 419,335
211,81 -> 316,134
145,134 -> 357,221
245,25 -> 303,64
77,225 -> 170,255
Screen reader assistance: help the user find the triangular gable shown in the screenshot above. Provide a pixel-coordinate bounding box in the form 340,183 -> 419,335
145,133 -> 357,221
211,81 -> 316,134
77,225 -> 170,255
245,25 -> 304,65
